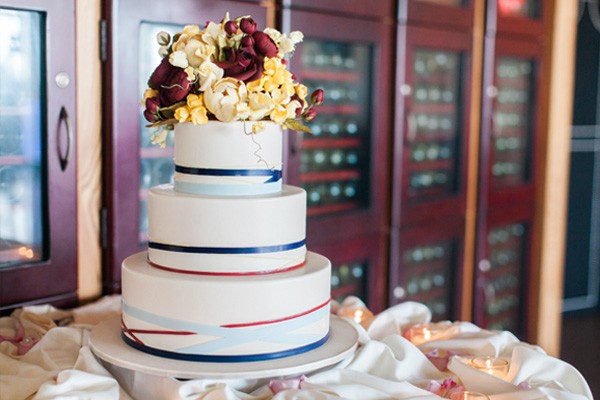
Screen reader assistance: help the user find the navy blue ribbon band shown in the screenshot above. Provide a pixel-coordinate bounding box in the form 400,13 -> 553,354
121,332 -> 329,363
148,240 -> 305,254
176,165 -> 282,183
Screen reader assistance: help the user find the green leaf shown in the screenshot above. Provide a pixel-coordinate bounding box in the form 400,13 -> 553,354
284,119 -> 312,133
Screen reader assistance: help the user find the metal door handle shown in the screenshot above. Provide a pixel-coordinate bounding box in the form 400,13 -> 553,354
58,106 -> 72,171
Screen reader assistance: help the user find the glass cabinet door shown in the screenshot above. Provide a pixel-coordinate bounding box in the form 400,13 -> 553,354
390,220 -> 464,321
0,0 -> 77,310
491,57 -> 535,189
298,40 -> 372,217
0,9 -> 45,266
475,221 -> 528,334
394,26 -> 472,226
281,8 -> 392,311
407,49 -> 462,201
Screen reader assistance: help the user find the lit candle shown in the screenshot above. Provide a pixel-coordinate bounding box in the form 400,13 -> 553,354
337,306 -> 374,328
470,356 -> 509,378
403,322 -> 450,345
450,391 -> 490,400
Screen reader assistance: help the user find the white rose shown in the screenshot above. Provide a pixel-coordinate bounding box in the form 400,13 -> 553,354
204,78 -> 248,122
197,61 -> 223,91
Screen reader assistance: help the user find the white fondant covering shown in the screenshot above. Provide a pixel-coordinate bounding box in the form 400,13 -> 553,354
121,251 -> 331,357
174,121 -> 283,194
148,184 -> 307,274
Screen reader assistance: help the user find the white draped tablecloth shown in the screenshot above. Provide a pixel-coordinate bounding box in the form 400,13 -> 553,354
0,296 -> 593,400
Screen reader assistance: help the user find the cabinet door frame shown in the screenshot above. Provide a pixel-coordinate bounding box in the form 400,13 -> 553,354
398,0 -> 474,29
392,25 -> 473,228
0,0 -> 77,311
102,0 -> 269,293
475,33 -> 545,338
281,9 -> 393,244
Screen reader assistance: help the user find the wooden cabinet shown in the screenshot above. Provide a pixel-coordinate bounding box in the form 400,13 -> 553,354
390,0 -> 554,340
280,4 -> 393,311
390,16 -> 474,321
0,0 -> 78,311
473,0 -> 548,337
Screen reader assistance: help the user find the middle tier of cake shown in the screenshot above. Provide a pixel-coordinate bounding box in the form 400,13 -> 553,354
148,184 -> 307,274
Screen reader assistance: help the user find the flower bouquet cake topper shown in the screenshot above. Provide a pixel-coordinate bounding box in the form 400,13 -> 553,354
143,13 -> 324,146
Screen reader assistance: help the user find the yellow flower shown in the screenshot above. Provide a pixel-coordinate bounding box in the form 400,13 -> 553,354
247,91 -> 274,120
295,84 -> 308,100
174,106 -> 191,123
270,105 -> 288,124
187,93 -> 203,109
190,106 -> 208,125
144,89 -> 158,100
246,77 -> 265,92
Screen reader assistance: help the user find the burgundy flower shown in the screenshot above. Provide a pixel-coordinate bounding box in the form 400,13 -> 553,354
303,107 -> 317,122
148,57 -> 175,90
224,20 -> 238,36
216,47 -> 264,83
143,109 -> 158,123
240,18 -> 257,35
310,89 -> 325,105
240,35 -> 254,48
158,68 -> 191,106
145,97 -> 159,114
252,31 -> 278,58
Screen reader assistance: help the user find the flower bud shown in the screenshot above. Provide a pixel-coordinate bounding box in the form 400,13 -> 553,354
303,107 -> 317,122
143,109 -> 158,123
240,35 -> 254,48
310,89 -> 324,106
158,45 -> 169,58
252,31 -> 278,58
156,31 -> 171,46
224,21 -> 238,36
145,97 -> 160,114
240,18 -> 257,34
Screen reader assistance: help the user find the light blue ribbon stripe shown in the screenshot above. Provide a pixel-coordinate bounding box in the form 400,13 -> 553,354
123,302 -> 330,354
174,180 -> 281,196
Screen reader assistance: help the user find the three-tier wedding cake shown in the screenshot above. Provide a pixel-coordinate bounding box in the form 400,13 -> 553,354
120,14 -> 332,362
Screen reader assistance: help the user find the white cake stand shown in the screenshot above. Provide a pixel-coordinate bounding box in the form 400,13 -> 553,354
90,316 -> 358,398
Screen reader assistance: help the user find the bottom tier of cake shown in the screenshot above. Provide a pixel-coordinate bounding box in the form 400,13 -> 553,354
121,251 -> 332,362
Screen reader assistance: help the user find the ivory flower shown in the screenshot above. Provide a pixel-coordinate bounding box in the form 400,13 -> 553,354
247,91 -> 274,121
197,60 -> 224,91
204,78 -> 248,122
169,50 -> 189,69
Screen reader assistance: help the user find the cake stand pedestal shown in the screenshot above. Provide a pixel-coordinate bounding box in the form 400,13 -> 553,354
89,316 -> 358,400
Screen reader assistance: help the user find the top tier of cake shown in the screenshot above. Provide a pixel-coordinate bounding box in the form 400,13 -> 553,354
174,121 -> 283,197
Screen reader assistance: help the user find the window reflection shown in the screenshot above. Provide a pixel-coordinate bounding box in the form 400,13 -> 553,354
0,8 -> 45,267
